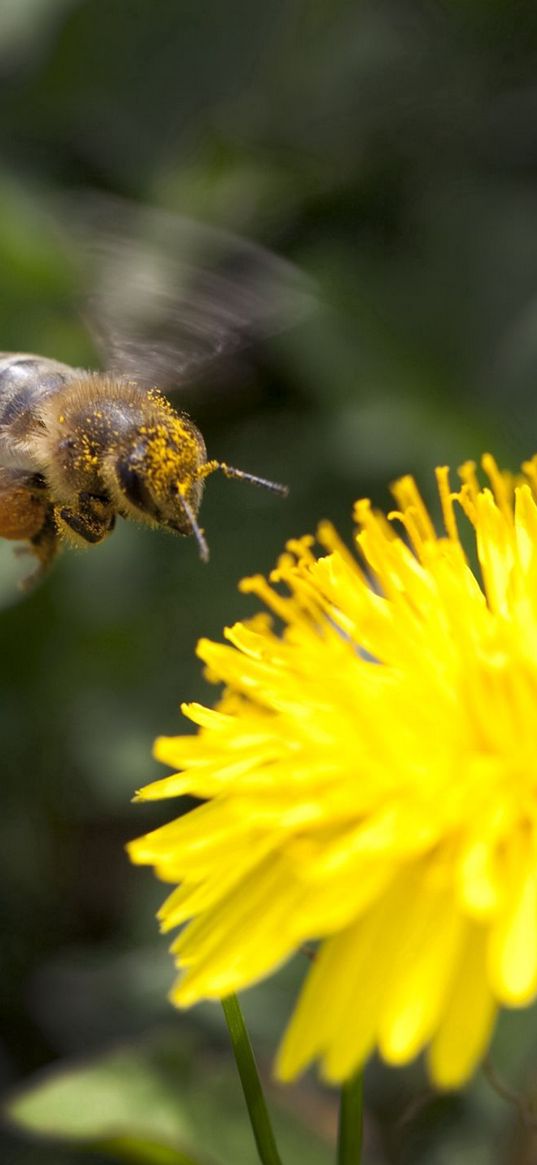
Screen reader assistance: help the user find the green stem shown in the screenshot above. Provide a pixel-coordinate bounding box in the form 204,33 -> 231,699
337,1069 -> 364,1165
222,994 -> 284,1165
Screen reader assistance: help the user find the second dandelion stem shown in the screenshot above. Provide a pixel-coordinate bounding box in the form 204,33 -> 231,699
337,1069 -> 364,1165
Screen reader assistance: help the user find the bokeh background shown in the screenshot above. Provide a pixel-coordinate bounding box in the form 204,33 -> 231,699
1,2 -> 537,1162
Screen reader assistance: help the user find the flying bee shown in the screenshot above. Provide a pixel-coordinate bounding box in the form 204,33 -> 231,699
0,200 -> 314,588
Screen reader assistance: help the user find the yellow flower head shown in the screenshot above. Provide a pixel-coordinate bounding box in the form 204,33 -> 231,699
128,454 -> 537,1090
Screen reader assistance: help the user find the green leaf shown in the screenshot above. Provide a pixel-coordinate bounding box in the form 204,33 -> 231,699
5,1026 -> 332,1165
6,1030 -> 204,1165
95,1135 -> 199,1164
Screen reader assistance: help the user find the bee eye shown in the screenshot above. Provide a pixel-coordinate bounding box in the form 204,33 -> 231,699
117,460 -> 150,513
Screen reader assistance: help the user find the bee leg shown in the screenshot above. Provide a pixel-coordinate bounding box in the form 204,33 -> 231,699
57,492 -> 116,545
0,472 -> 49,543
0,470 -> 58,590
17,507 -> 61,590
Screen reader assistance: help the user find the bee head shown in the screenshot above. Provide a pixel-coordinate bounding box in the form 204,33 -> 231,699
106,413 -> 211,558
104,403 -> 288,563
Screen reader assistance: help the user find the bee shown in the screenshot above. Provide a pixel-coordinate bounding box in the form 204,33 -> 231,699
0,201 -> 313,588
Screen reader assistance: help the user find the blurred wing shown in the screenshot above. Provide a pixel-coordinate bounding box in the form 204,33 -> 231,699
65,196 -> 316,390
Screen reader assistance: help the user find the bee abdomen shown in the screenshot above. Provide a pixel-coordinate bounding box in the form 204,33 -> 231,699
0,353 -> 83,430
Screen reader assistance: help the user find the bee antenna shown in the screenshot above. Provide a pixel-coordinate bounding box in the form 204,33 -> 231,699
200,459 -> 289,497
177,492 -> 210,563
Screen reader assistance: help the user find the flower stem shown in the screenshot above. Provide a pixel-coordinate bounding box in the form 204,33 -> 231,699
221,994 -> 284,1165
337,1069 -> 364,1165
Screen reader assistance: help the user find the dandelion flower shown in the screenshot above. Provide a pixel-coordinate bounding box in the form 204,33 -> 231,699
128,454 -> 537,1090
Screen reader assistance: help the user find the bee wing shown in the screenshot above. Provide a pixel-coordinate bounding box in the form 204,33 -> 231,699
65,197 -> 316,390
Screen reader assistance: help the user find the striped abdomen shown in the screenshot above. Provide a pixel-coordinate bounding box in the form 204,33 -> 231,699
0,353 -> 88,471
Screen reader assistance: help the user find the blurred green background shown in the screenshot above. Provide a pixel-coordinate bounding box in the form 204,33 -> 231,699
1,2 -> 537,1162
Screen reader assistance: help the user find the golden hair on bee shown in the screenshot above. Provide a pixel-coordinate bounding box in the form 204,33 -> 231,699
0,198 -> 313,590
0,356 -> 287,587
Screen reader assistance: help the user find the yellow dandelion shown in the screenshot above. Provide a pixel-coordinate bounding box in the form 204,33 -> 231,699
128,453 -> 537,1091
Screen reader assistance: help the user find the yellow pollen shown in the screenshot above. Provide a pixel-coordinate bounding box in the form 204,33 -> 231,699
142,418 -> 199,497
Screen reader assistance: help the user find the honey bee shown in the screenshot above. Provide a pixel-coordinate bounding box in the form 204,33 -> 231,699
0,201 -> 313,588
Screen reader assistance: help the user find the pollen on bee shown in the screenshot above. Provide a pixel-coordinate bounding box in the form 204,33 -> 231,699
73,431 -> 100,471
142,417 -> 201,497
